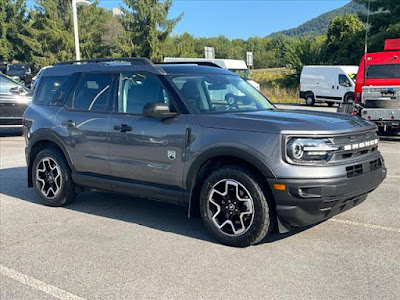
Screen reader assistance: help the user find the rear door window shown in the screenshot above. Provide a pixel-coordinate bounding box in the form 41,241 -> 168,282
67,73 -> 113,112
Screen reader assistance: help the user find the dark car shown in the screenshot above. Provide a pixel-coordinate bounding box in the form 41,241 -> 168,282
23,58 -> 386,247
0,74 -> 31,125
6,64 -> 32,87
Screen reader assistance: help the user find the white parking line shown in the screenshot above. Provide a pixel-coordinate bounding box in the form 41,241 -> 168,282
329,218 -> 400,233
0,265 -> 86,300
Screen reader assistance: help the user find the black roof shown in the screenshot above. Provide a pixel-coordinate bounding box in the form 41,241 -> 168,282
41,60 -> 234,78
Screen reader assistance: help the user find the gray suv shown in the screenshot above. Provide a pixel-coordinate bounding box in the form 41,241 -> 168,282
24,58 -> 386,247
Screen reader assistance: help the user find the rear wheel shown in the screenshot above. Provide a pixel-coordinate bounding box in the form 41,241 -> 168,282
32,148 -> 77,207
305,93 -> 315,106
200,166 -> 274,247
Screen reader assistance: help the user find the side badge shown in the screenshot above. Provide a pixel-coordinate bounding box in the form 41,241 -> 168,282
168,150 -> 176,160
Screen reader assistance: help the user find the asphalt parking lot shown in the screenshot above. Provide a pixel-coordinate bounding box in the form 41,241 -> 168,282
1,105 -> 399,299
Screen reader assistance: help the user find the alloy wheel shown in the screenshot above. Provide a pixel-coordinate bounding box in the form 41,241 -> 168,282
207,179 -> 255,236
36,157 -> 62,199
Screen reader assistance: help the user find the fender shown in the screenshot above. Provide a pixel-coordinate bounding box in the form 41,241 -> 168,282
185,146 -> 276,190
26,129 -> 75,187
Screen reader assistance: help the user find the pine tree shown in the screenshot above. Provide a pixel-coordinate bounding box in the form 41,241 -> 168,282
121,0 -> 183,61
0,0 -> 31,62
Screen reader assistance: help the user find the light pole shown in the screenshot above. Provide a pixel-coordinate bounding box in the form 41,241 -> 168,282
72,0 -> 92,61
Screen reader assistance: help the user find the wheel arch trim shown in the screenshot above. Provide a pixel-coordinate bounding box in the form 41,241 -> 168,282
27,130 -> 74,187
185,146 -> 276,190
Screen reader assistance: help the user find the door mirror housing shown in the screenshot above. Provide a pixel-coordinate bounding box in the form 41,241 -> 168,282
143,102 -> 178,119
344,81 -> 352,87
10,86 -> 25,95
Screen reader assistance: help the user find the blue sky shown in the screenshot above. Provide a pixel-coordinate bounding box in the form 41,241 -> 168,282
27,0 -> 352,39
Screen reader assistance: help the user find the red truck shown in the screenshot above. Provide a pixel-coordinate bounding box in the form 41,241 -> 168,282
352,39 -> 400,133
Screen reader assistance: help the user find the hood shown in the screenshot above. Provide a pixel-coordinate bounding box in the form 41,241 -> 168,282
196,109 -> 376,134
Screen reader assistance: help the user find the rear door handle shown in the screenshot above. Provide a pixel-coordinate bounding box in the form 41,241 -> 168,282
114,124 -> 132,132
61,120 -> 75,127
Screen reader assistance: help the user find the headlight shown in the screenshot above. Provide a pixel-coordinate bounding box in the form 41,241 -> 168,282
286,138 -> 338,164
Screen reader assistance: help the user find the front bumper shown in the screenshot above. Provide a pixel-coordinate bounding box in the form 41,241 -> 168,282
269,161 -> 387,228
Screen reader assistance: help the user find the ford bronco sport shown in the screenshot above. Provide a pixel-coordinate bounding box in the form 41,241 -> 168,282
24,58 -> 386,247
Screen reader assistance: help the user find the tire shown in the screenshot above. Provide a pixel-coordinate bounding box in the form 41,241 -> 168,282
344,93 -> 354,103
305,93 -> 315,106
327,102 -> 335,107
32,147 -> 77,207
199,165 -> 274,247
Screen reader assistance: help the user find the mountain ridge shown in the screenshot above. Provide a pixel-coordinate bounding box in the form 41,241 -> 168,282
269,1 -> 367,38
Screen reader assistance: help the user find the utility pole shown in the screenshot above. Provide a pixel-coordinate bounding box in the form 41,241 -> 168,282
72,0 -> 92,61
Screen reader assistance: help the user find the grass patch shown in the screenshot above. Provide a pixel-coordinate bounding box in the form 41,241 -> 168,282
251,68 -> 303,104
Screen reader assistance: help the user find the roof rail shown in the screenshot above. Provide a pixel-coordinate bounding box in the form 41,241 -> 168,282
158,61 -> 221,68
55,57 -> 155,66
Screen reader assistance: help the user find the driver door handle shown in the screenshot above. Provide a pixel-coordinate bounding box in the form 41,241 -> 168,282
61,120 -> 75,127
114,124 -> 132,133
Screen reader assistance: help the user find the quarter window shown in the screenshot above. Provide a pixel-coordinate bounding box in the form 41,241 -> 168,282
118,73 -> 173,114
35,76 -> 67,105
69,73 -> 113,111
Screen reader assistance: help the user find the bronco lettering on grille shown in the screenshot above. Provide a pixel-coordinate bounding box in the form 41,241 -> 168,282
343,139 -> 379,151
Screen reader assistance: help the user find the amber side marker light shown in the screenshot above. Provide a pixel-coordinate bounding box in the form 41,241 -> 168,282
273,184 -> 286,191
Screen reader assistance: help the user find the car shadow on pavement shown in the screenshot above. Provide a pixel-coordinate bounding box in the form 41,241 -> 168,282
1,166 -> 312,246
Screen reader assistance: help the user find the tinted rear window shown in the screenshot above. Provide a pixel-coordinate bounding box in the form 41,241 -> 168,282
367,64 -> 400,79
34,76 -> 68,105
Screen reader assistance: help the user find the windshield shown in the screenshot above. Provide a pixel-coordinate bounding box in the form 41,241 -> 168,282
228,69 -> 251,80
170,74 -> 274,114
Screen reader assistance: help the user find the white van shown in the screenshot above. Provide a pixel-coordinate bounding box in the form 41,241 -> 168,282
163,57 -> 260,90
300,65 -> 358,106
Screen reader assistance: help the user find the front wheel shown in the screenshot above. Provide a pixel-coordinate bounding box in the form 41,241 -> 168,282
32,148 -> 77,207
200,166 -> 274,247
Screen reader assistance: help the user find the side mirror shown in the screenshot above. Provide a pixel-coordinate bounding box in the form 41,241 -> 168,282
143,102 -> 178,119
345,81 -> 352,87
10,86 -> 24,94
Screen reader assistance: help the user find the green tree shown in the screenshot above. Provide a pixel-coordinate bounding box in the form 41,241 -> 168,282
325,14 -> 365,64
355,0 -> 400,52
0,0 -> 31,62
121,0 -> 183,61
26,0 -> 75,67
276,35 -> 327,86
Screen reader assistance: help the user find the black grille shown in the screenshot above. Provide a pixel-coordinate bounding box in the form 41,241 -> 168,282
370,158 -> 382,172
331,130 -> 379,163
346,164 -> 363,178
